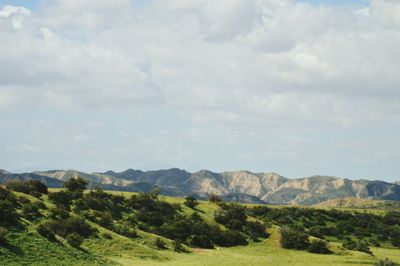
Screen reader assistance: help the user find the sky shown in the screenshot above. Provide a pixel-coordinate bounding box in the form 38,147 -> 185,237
0,0 -> 399,182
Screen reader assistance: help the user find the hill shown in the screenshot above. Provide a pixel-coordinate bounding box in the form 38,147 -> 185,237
2,169 -> 400,205
1,179 -> 400,266
313,197 -> 400,210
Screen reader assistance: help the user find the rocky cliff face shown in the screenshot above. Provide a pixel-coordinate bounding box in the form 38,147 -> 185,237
1,168 -> 399,205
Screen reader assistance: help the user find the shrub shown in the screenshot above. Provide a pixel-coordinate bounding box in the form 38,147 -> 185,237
213,230 -> 248,247
101,232 -> 112,239
44,216 -> 95,238
48,206 -> 70,220
0,199 -> 19,225
113,222 -> 138,238
374,258 -> 398,266
0,187 -> 17,203
5,180 -> 48,196
155,238 -> 167,249
66,232 -> 84,248
245,221 -> 268,239
48,191 -> 73,208
37,223 -> 56,241
343,238 -> 372,255
280,227 -> 310,250
208,194 -> 223,204
307,239 -> 332,254
0,227 -> 8,245
22,202 -> 42,221
184,196 -> 199,209
309,226 -> 325,239
190,235 -> 214,249
173,240 -> 186,252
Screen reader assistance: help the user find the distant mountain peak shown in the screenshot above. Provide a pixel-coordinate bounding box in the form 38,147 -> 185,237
1,168 -> 399,205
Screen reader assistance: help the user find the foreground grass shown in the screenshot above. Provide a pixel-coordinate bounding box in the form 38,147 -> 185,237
105,229 -> 400,266
0,228 -> 110,266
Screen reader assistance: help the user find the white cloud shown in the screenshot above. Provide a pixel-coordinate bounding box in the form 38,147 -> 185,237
1,0 -> 400,178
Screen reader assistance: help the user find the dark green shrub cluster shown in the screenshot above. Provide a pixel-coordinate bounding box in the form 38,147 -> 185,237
215,203 -> 267,241
374,258 -> 398,266
342,237 -> 372,255
0,187 -> 19,226
248,205 -> 400,250
36,223 -> 56,241
21,201 -> 45,221
184,195 -> 199,209
6,180 -> 48,197
280,226 -> 310,250
307,239 -> 332,254
0,227 -> 8,245
155,238 -> 167,249
41,216 -> 96,246
66,233 -> 84,248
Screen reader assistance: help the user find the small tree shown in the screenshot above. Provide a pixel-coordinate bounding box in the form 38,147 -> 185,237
184,195 -> 199,209
64,177 -> 88,193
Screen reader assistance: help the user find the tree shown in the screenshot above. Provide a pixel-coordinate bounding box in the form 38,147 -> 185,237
184,195 -> 199,209
64,177 -> 88,193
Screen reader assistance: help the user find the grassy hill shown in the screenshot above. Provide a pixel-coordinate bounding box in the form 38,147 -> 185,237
313,197 -> 400,208
1,180 -> 400,266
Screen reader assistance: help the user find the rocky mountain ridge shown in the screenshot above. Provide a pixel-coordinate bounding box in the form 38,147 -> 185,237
1,168 -> 399,205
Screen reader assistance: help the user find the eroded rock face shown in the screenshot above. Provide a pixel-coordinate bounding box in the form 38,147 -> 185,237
1,168 -> 399,205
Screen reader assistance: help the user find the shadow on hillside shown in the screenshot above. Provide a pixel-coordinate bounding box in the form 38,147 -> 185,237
2,242 -> 23,255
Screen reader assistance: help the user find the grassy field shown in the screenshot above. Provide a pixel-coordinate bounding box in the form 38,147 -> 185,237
1,189 -> 399,266
105,228 -> 400,266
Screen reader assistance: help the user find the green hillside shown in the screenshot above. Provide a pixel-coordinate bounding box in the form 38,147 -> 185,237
1,179 -> 400,266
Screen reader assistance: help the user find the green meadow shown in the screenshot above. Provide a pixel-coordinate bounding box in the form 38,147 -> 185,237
1,184 -> 399,266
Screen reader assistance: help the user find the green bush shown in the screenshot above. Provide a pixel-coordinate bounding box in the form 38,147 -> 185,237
155,238 -> 167,249
0,199 -> 19,226
0,227 -> 8,245
280,227 -> 310,250
5,180 -> 48,196
64,177 -> 87,193
48,206 -> 70,220
342,238 -> 372,255
113,222 -> 138,238
37,223 -> 56,241
374,258 -> 398,266
184,196 -> 199,209
48,191 -> 73,208
173,240 -> 186,253
22,201 -> 42,221
101,232 -> 112,239
66,232 -> 84,248
190,235 -> 214,249
307,239 -> 332,254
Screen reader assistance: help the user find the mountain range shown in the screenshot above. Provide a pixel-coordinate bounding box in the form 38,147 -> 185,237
1,168 -> 400,205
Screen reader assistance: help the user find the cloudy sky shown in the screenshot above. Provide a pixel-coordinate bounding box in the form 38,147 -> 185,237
1,0 -> 399,181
